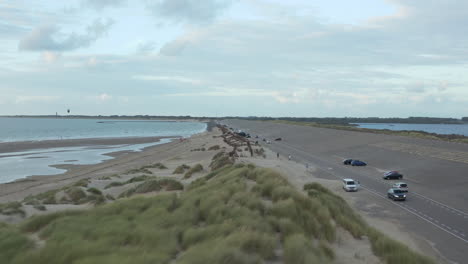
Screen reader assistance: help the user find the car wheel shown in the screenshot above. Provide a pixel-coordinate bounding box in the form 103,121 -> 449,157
399,176 -> 402,179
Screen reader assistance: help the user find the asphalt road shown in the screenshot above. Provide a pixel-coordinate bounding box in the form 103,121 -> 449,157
223,119 -> 468,264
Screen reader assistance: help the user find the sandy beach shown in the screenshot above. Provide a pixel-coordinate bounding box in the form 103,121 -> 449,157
0,126 -> 440,263
0,136 -> 176,154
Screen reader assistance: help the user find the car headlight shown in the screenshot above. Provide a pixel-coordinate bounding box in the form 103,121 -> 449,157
403,195 -> 406,197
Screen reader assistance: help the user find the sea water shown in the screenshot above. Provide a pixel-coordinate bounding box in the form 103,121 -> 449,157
354,123 -> 468,136
0,118 -> 207,182
0,117 -> 207,142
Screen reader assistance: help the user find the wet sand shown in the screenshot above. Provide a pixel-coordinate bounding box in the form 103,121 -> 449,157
0,136 -> 175,154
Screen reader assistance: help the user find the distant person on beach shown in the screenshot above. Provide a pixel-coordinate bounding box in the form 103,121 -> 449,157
277,152 -> 279,158
288,155 -> 292,160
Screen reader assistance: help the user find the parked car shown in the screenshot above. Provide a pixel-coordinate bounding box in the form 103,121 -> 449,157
383,171 -> 403,180
392,182 -> 408,192
351,160 -> 367,166
343,159 -> 353,165
274,137 -> 282,141
387,188 -> 407,201
342,178 -> 360,192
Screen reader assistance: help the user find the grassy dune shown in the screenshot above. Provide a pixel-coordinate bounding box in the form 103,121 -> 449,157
272,120 -> 468,144
0,164 -> 434,264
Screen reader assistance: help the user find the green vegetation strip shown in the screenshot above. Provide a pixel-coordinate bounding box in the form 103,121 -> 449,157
183,164 -> 203,179
0,164 -> 433,264
271,120 -> 468,144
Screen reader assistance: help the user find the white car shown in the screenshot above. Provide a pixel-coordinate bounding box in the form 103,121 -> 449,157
392,182 -> 408,192
342,178 -> 360,192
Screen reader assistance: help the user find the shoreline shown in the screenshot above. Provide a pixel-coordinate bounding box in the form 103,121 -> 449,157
0,136 -> 177,154
0,135 -> 185,202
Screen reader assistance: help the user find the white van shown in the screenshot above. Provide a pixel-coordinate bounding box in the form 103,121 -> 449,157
342,178 -> 360,192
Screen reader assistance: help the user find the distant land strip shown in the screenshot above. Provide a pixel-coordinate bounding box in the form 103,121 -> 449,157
269,120 -> 468,145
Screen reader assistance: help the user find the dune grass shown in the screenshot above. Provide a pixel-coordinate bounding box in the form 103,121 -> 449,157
209,151 -> 234,170
0,202 -> 25,217
73,178 -> 90,187
0,164 -> 434,264
142,162 -> 167,170
172,164 -> 191,174
104,175 -> 155,189
208,145 -> 220,151
183,164 -> 203,179
119,178 -> 184,198
124,167 -> 153,175
0,223 -> 34,263
24,189 -> 59,205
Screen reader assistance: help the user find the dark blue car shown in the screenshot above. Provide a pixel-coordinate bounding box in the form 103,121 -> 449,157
351,160 -> 367,166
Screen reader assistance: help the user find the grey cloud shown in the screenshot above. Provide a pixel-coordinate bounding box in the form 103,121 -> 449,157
18,18 -> 114,51
146,0 -> 233,24
137,41 -> 157,54
159,38 -> 189,56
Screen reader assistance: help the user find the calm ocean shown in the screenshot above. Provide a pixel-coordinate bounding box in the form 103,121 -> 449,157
0,118 -> 207,183
0,117 -> 207,142
354,123 -> 468,136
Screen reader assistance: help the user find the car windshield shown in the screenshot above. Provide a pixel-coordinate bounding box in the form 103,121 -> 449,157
346,181 -> 355,185
400,184 -> 407,187
394,189 -> 405,194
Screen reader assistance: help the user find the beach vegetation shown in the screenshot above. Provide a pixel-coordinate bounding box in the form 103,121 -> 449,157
209,151 -> 234,170
65,187 -> 87,204
0,164 -> 434,264
125,167 -> 153,175
119,178 -> 184,198
183,164 -> 203,179
19,210 -> 84,233
172,164 -> 191,174
33,204 -> 47,211
0,202 -> 25,217
191,147 -> 206,152
86,187 -> 102,195
104,175 -> 155,189
104,181 -> 124,189
142,162 -> 167,170
98,174 -> 121,180
24,189 -> 58,205
73,178 -> 90,187
0,223 -> 34,263
126,175 -> 154,183
208,145 -> 220,150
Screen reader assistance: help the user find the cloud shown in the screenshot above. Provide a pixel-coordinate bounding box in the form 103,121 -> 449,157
81,0 -> 127,10
136,41 -> 157,54
18,18 -> 114,51
146,0 -> 233,24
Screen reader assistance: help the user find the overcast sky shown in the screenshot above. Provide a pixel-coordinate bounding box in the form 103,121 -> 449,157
1,0 -> 467,117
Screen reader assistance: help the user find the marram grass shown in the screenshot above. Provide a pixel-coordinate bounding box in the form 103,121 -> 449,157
1,164 -> 434,264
